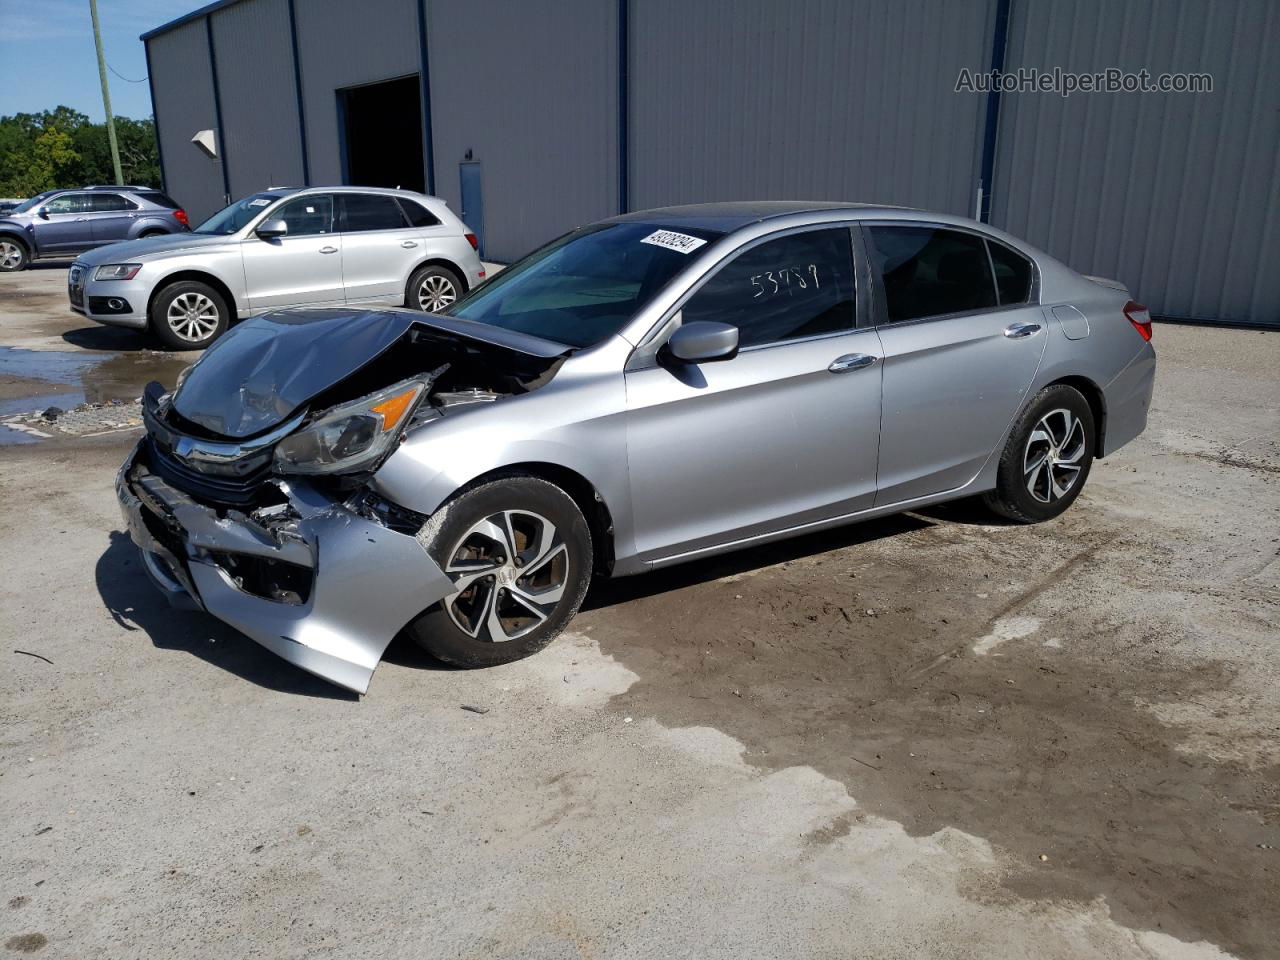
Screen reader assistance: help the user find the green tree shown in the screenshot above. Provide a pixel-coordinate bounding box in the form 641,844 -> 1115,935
0,105 -> 159,196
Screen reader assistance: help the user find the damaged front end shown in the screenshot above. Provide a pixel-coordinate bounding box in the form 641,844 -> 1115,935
115,308 -> 567,693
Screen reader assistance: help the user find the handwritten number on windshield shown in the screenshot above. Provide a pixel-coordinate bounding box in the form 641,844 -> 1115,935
750,264 -> 820,299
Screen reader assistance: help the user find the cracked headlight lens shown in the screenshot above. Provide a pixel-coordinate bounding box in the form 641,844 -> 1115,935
94,263 -> 142,280
272,377 -> 426,476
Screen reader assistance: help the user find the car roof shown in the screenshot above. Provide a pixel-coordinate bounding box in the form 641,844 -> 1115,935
606,200 -> 918,232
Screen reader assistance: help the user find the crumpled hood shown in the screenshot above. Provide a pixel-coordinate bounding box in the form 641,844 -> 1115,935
172,307 -> 570,439
75,232 -> 222,264
173,309 -> 417,438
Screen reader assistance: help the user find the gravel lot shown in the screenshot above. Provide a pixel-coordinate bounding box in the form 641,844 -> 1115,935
1,266 -> 1277,959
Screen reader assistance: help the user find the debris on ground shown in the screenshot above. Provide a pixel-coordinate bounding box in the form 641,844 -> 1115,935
3,399 -> 142,439
460,704 -> 489,715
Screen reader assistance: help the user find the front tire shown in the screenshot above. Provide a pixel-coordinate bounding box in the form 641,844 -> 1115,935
0,237 -> 29,272
149,280 -> 229,350
406,263 -> 462,314
983,384 -> 1096,523
408,476 -> 593,667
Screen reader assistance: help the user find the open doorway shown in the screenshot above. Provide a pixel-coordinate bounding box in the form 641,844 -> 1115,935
338,75 -> 425,193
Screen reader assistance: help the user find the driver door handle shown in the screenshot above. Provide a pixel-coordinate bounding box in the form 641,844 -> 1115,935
400,240 -> 418,248
829,353 -> 878,373
1003,321 -> 1042,339
319,245 -> 338,254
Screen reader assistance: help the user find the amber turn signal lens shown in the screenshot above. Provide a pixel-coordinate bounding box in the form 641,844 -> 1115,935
370,386 -> 420,432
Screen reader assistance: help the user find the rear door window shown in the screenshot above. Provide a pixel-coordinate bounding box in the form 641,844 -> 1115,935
87,194 -> 137,212
274,195 -> 334,236
339,194 -> 410,232
681,228 -> 856,348
987,240 -> 1034,305
865,225 -> 998,323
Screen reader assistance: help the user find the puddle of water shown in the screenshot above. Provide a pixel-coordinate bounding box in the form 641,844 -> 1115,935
0,346 -> 103,384
0,390 -> 87,418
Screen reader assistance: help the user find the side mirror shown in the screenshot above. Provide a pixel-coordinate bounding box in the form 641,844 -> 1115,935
256,219 -> 288,239
38,209 -> 50,219
666,321 -> 740,364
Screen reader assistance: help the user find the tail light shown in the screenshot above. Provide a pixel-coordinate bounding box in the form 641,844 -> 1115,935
464,233 -> 478,251
173,209 -> 190,228
1123,300 -> 1152,341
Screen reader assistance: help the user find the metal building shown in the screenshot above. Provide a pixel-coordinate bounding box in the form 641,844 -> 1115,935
143,0 -> 1280,326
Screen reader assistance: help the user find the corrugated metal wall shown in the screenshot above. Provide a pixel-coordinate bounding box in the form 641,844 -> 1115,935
629,0 -> 995,215
144,0 -> 1278,323
209,0 -> 305,199
991,0 -> 1280,323
146,19 -> 225,223
292,0 -> 421,187
427,0 -> 618,263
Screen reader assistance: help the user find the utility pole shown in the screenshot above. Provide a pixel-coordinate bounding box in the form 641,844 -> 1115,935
89,0 -> 124,185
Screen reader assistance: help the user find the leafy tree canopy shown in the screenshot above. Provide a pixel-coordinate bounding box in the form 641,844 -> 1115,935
0,106 -> 160,197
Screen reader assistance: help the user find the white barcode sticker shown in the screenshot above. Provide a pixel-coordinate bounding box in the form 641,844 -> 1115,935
640,229 -> 708,254
249,198 -> 271,207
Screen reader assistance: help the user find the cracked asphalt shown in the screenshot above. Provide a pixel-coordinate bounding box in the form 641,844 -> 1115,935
1,266 -> 1277,959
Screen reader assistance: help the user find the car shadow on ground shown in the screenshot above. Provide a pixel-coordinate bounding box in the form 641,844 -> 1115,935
95,530 -> 357,700
582,511 -> 936,611
62,326 -> 160,353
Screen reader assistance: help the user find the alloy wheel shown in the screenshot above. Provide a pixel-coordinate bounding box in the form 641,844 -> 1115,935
0,240 -> 23,269
417,275 -> 457,312
443,510 -> 569,642
166,292 -> 220,342
1023,407 -> 1087,503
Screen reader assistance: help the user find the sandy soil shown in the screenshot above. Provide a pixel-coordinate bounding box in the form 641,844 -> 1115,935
1,266 -> 1276,958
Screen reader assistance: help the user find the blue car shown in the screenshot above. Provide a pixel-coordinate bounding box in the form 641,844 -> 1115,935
0,185 -> 190,271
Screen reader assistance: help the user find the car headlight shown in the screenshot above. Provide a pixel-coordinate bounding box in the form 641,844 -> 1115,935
272,377 -> 427,476
94,263 -> 142,280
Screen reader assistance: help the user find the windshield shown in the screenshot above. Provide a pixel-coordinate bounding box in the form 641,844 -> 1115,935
12,191 -> 56,214
449,222 -> 724,348
194,192 -> 284,235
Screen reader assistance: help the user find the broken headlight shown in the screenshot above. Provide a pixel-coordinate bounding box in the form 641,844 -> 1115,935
272,378 -> 426,476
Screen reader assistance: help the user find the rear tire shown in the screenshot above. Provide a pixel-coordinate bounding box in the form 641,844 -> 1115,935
149,280 -> 229,350
408,476 -> 593,668
406,263 -> 462,314
983,384 -> 1096,523
0,237 -> 29,272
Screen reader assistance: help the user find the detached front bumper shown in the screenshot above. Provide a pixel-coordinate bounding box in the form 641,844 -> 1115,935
115,442 -> 454,694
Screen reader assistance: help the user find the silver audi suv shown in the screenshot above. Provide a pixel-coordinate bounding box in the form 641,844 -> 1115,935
116,201 -> 1156,694
70,186 -> 485,348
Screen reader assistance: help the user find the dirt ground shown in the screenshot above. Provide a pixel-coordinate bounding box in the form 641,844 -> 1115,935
1,266 -> 1277,959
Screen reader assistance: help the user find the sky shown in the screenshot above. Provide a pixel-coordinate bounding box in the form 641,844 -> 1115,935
0,0 -> 198,122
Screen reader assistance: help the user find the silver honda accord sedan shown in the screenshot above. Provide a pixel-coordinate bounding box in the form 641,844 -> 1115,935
116,202 -> 1156,693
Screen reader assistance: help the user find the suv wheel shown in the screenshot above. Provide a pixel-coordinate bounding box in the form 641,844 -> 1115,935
150,280 -> 229,350
406,264 -> 462,313
408,476 -> 593,667
0,238 -> 29,272
983,384 -> 1096,523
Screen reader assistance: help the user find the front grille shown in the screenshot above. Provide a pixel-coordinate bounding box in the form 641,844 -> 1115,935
148,437 -> 271,507
68,264 -> 85,307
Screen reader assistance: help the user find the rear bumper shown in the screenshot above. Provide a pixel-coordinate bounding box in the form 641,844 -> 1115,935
115,442 -> 454,694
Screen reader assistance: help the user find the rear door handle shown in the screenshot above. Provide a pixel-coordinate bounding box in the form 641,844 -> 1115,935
1003,321 -> 1042,339
400,240 -> 418,248
319,245 -> 338,254
828,353 -> 878,373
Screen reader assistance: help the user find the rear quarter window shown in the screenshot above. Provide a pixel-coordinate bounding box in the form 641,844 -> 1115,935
397,199 -> 441,227
987,240 -> 1035,305
137,191 -> 181,209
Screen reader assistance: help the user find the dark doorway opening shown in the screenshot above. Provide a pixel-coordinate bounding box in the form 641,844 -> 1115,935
338,75 -> 424,193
